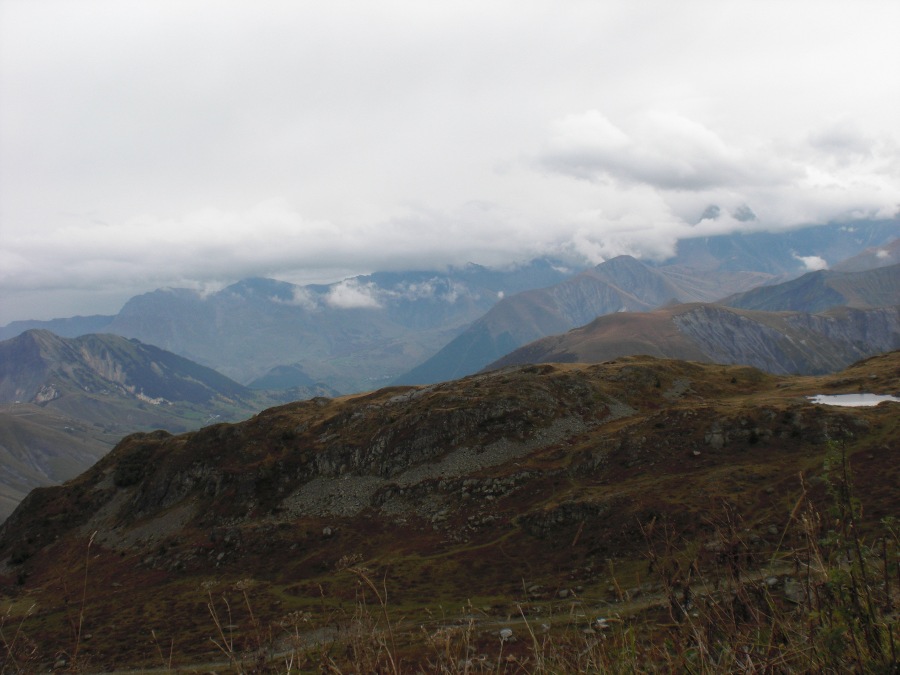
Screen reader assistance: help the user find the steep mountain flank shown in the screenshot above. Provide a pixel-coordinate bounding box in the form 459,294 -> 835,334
0,353 -> 897,669
674,305 -> 900,373
722,263 -> 900,312
832,237 -> 900,272
0,330 -> 254,408
488,304 -> 900,376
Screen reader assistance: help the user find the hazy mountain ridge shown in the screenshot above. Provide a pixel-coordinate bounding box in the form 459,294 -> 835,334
100,260 -> 575,390
410,248 -> 900,384
829,236 -> 900,272
722,263 -> 900,312
0,314 -> 116,342
660,220 -> 899,273
395,255 -> 781,384
0,352 -> 897,668
2,223 -> 896,393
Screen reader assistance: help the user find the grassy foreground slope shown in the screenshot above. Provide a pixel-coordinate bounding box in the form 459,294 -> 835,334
0,353 -> 897,671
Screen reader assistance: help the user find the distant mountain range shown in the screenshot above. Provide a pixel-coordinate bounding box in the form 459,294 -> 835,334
1,260 -> 575,392
0,330 -> 324,521
396,230 -> 900,385
1,220 -> 897,393
394,254 -> 775,384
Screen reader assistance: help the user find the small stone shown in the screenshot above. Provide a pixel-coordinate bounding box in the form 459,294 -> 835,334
558,589 -> 570,599
784,578 -> 805,604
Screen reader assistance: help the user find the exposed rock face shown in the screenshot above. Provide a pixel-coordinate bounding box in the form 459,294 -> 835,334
0,330 -> 294,522
0,330 -> 253,406
785,307 -> 900,354
674,305 -> 900,375
490,304 -> 900,376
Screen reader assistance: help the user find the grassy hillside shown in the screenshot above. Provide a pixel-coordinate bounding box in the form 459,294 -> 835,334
0,353 -> 897,671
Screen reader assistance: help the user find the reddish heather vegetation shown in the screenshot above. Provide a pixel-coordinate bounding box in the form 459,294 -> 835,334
1,353 -> 898,672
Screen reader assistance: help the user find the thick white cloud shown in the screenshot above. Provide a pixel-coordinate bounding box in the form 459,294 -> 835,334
541,110 -> 786,190
1,1 -> 899,321
793,254 -> 828,272
326,280 -> 382,309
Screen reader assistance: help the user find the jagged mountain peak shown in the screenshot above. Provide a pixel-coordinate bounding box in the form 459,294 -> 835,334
9,328 -> 66,350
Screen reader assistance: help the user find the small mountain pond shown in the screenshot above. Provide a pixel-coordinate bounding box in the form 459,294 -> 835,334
807,393 -> 900,407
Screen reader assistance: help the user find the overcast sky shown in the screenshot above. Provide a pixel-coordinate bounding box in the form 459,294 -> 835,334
1,0 -> 899,322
